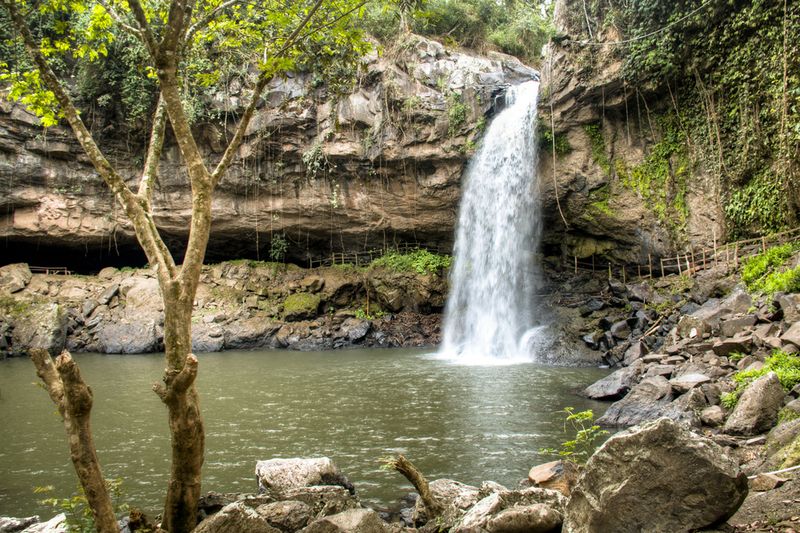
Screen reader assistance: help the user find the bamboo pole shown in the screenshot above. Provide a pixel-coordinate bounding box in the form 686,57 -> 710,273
677,254 -> 682,275
622,265 -> 627,284
660,258 -> 665,278
574,256 -> 578,275
648,254 -> 653,278
608,263 -> 612,280
685,254 -> 691,274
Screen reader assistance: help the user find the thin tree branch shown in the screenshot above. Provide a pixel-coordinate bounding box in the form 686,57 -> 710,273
210,0 -> 326,185
184,0 -> 246,44
126,0 -> 160,58
95,0 -> 142,37
138,95 -> 168,208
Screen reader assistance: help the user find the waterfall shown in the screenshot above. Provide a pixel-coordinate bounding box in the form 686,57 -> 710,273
439,80 -> 544,364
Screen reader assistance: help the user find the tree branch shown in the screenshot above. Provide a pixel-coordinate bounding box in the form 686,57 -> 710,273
55,352 -> 93,418
138,95 -> 168,208
184,0 -> 246,44
29,348 -> 65,413
95,0 -> 142,38
210,0 -> 326,185
126,0 -> 160,58
3,0 -> 178,282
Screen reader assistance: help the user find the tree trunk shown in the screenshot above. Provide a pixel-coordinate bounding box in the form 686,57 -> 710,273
29,349 -> 119,533
155,293 -> 205,533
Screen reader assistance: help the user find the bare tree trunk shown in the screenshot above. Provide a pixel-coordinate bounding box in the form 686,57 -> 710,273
29,349 -> 119,533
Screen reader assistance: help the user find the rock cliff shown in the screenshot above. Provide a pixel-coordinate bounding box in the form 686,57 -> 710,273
538,0 -> 725,265
0,35 -> 536,272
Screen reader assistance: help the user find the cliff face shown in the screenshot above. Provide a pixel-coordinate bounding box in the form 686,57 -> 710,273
0,35 -> 536,271
537,0 -> 725,264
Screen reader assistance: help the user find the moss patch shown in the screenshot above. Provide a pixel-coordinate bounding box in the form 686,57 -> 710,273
282,292 -> 321,320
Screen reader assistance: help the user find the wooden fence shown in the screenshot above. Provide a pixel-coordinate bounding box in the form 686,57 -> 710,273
569,226 -> 800,281
29,266 -> 72,275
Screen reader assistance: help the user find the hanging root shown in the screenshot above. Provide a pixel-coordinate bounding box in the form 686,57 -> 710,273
382,454 -> 444,520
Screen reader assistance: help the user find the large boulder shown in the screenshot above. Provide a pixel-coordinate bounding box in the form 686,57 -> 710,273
10,302 -> 67,356
255,458 -> 353,496
564,418 -> 748,533
193,501 -> 279,533
298,508 -> 390,533
0,263 -> 32,294
527,460 -> 579,496
485,504 -> 562,533
724,372 -> 786,436
94,319 -> 160,354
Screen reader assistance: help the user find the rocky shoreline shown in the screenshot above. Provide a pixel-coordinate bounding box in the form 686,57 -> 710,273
0,261 -> 448,357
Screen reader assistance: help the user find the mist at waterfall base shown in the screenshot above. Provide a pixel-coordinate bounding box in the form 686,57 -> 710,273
438,80 -> 546,365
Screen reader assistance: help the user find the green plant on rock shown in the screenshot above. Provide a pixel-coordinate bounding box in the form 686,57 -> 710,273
355,307 -> 385,320
584,123 -> 611,176
269,233 -> 289,263
720,350 -> 800,408
370,249 -> 452,275
539,123 -> 571,156
741,242 -> 800,296
540,407 -> 608,465
447,92 -> 468,137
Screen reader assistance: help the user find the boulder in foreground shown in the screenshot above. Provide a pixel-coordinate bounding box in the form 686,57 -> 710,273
564,418 -> 748,533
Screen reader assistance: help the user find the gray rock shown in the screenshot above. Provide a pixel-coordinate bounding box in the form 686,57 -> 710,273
193,501 -> 279,533
670,373 -> 711,394
224,318 -> 281,349
256,500 -> 314,531
623,341 -> 648,365
781,321 -> 800,349
192,324 -> 225,352
10,302 -> 67,356
609,320 -> 631,340
97,267 -> 118,280
19,514 -> 66,533
724,372 -> 785,436
775,293 -> 800,323
341,318 -> 370,342
95,319 -> 159,354
643,364 -> 675,378
277,486 -> 359,516
582,363 -> 642,401
720,315 -> 756,338
701,405 -> 726,426
299,508 -> 389,533
597,376 -> 673,427
0,263 -> 32,293
0,516 -> 38,533
452,487 -> 565,532
766,418 -> 800,455
97,284 -> 119,305
563,418 -> 748,533
485,503 -> 562,533
712,335 -> 753,356
414,479 -> 481,524
255,458 -> 352,495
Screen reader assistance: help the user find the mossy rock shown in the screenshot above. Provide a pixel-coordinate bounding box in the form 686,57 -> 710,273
282,292 -> 321,321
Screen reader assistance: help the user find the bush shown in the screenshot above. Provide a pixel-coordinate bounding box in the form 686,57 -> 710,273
540,408 -> 608,465
741,242 -> 800,296
721,350 -> 800,407
370,249 -> 452,275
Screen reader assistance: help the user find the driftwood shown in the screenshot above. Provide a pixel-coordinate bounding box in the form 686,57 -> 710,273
29,349 -> 119,533
384,454 -> 444,520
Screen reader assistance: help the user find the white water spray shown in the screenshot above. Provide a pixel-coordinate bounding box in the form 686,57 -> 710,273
439,80 -> 544,365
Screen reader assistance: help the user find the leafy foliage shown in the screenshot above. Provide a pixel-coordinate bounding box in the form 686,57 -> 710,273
540,408 -> 608,465
37,479 -> 130,533
589,0 -> 800,237
721,350 -> 800,408
370,249 -> 452,275
741,242 -> 800,296
269,233 -> 289,263
364,0 -> 553,64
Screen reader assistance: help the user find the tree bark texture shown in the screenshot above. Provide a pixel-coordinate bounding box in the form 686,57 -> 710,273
29,349 -> 119,533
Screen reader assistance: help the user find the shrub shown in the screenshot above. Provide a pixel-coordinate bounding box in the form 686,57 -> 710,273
721,350 -> 800,407
540,408 -> 608,465
741,242 -> 800,296
370,249 -> 452,275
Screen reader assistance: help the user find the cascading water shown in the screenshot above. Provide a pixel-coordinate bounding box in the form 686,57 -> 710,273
439,80 -> 544,364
